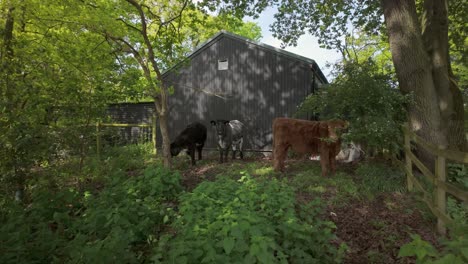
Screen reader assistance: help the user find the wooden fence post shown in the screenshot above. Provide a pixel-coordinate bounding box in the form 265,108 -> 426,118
152,112 -> 157,155
96,121 -> 101,160
404,126 -> 414,191
435,152 -> 447,235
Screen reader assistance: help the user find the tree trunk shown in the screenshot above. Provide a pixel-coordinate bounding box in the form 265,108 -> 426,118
2,6 -> 25,202
1,7 -> 15,62
381,0 -> 447,167
421,0 -> 466,151
154,100 -> 172,168
158,113 -> 172,168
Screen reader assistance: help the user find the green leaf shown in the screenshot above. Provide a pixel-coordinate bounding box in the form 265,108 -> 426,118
398,241 -> 417,257
250,243 -> 260,255
461,247 -> 468,260
223,237 -> 235,254
432,254 -> 463,264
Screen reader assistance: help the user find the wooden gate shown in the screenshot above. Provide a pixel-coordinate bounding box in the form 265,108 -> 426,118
396,125 -> 468,235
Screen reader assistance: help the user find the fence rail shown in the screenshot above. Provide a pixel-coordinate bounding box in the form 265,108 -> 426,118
96,113 -> 157,159
400,124 -> 468,235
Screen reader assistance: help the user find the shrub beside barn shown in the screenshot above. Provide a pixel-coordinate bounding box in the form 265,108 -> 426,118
107,31 -> 328,152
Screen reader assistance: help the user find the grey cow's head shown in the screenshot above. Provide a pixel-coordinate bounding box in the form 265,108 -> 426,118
210,120 -> 230,138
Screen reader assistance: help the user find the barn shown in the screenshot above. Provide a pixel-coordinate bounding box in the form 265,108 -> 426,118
107,31 -> 328,152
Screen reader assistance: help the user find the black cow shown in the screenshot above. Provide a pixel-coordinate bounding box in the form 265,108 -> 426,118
170,122 -> 207,165
210,120 -> 244,163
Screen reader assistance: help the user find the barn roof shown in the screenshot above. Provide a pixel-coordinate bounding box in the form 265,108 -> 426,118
162,30 -> 328,84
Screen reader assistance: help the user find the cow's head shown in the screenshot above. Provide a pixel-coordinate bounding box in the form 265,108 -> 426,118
170,142 -> 182,157
324,120 -> 349,141
210,120 -> 230,138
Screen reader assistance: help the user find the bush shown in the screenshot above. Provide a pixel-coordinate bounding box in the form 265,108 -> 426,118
153,173 -> 344,263
296,61 -> 409,154
0,165 -> 182,264
399,229 -> 468,264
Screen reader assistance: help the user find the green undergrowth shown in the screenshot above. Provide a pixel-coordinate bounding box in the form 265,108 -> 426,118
153,173 -> 346,263
2,143 -> 457,263
399,223 -> 468,264
1,157 -> 181,263
285,160 -> 407,205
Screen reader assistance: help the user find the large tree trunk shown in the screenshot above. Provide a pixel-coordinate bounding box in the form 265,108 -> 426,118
381,0 -> 447,166
421,0 -> 466,151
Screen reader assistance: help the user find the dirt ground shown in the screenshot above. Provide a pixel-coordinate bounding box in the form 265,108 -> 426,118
179,157 -> 439,264
328,193 -> 438,264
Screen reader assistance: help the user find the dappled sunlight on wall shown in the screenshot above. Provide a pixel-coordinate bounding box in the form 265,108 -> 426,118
158,32 -> 325,151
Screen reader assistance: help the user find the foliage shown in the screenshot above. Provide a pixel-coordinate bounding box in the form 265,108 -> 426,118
296,61 -> 409,154
182,12 -> 262,50
0,0 -> 124,199
153,173 -> 344,263
448,0 -> 468,91
399,161 -> 468,264
66,165 -> 181,263
399,231 -> 468,264
448,163 -> 468,190
340,32 -> 395,82
199,0 -> 383,50
445,164 -> 468,226
0,165 -> 182,263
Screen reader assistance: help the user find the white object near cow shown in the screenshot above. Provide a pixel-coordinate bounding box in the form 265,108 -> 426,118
336,142 -> 364,163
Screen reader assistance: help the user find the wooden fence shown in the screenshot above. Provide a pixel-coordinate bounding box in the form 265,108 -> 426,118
394,125 -> 468,235
96,114 -> 157,159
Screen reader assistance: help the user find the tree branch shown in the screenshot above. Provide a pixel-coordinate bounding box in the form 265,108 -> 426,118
116,17 -> 142,34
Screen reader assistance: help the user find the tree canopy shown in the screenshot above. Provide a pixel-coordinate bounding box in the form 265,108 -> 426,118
0,0 -> 262,194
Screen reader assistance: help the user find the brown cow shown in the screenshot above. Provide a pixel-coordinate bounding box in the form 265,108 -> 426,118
272,118 -> 348,176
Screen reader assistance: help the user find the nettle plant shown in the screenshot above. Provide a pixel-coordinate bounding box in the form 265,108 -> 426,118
153,173 -> 345,263
0,165 -> 182,263
296,61 -> 409,154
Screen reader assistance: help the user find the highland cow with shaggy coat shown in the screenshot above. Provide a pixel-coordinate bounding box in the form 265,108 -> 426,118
272,118 -> 348,176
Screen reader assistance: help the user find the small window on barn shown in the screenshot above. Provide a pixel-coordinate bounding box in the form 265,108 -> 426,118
218,59 -> 228,70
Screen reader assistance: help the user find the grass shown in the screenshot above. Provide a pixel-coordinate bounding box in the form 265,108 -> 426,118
172,153 -> 410,209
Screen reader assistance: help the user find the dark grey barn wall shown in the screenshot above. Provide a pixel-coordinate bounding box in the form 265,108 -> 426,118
163,35 -> 316,151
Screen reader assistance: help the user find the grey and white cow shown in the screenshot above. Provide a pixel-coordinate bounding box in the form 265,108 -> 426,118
210,120 -> 245,163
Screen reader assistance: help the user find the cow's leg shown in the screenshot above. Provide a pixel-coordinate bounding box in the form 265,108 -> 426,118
189,145 -> 196,166
239,137 -> 244,159
232,148 -> 237,160
224,148 -> 229,162
273,143 -> 288,172
329,147 -> 337,175
197,144 -> 204,160
219,150 -> 224,163
320,146 -> 330,177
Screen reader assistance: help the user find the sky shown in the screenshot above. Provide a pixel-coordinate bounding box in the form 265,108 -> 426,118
245,7 -> 342,80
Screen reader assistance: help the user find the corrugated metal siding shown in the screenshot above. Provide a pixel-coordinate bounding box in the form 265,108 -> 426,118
162,35 -> 314,151
107,34 -> 320,151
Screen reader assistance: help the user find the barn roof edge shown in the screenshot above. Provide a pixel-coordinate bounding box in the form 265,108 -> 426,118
162,30 -> 328,84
